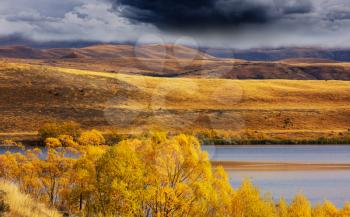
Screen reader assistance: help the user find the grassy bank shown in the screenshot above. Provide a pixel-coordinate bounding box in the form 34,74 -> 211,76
2,128 -> 350,146
0,181 -> 61,217
195,129 -> 350,145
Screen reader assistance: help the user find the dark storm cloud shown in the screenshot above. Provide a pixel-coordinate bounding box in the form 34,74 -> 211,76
109,0 -> 313,29
1,0 -> 350,48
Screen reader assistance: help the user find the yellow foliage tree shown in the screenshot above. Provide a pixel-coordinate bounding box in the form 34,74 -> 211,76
78,130 -> 105,146
38,121 -> 81,140
91,132 -> 235,217
312,200 -> 338,217
339,202 -> 350,217
58,135 -> 78,147
208,166 -> 235,217
288,193 -> 312,217
0,130 -> 348,217
94,143 -> 145,217
277,197 -> 289,217
231,179 -> 277,217
44,138 -> 62,148
38,149 -> 74,206
68,145 -> 106,214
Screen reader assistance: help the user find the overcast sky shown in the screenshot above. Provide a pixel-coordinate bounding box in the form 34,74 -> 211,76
0,0 -> 350,48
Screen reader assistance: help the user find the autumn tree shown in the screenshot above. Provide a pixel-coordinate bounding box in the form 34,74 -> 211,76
68,146 -> 107,215
231,179 -> 277,217
16,149 -> 43,199
45,138 -> 62,148
94,143 -> 145,217
137,132 -> 219,217
312,200 -> 338,217
38,121 -> 81,141
78,130 -> 105,146
89,132 -> 236,217
58,135 -> 78,147
277,197 -> 289,217
0,130 -> 347,217
339,202 -> 350,216
0,152 -> 21,181
38,149 -> 74,206
209,166 -> 235,217
288,193 -> 312,217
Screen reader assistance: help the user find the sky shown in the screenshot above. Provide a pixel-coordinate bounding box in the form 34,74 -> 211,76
0,0 -> 350,49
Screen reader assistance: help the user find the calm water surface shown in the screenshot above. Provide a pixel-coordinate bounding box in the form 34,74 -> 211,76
203,145 -> 350,207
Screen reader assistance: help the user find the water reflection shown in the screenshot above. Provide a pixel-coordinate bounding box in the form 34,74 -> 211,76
0,146 -> 77,159
203,145 -> 350,207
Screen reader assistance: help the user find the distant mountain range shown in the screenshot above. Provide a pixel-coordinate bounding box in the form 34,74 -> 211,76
0,44 -> 212,60
2,44 -> 350,80
205,47 -> 350,62
1,35 -> 350,62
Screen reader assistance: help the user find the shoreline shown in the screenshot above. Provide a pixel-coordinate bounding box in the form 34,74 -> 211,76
1,131 -> 350,146
211,161 -> 350,171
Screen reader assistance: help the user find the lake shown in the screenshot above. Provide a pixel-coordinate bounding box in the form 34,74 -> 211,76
203,145 -> 350,207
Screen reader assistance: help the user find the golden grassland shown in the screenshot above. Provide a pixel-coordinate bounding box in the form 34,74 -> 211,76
0,181 -> 61,217
1,60 -> 350,142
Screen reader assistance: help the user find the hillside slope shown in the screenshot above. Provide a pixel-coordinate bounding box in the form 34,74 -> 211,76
0,44 -> 212,60
11,58 -> 350,80
0,181 -> 61,217
0,46 -> 48,59
1,61 -> 350,136
2,44 -> 350,80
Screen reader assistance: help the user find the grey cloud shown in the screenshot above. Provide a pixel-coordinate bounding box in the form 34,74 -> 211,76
324,4 -> 350,21
109,0 -> 314,30
0,0 -> 157,43
281,0 -> 313,14
0,0 -> 349,49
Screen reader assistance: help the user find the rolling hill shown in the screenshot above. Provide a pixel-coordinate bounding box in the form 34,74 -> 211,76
0,44 -> 212,60
0,46 -> 48,59
1,44 -> 350,141
209,47 -> 350,62
0,61 -> 350,139
2,44 -> 350,80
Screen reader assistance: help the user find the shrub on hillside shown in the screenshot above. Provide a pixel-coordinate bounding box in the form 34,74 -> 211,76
44,138 -> 62,148
78,129 -> 105,146
0,190 -> 9,215
58,135 -> 78,147
104,130 -> 128,145
38,121 -> 81,141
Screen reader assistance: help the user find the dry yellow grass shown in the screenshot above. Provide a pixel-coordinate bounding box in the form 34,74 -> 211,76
46,65 -> 350,133
1,61 -> 350,137
50,65 -> 350,109
0,181 -> 61,217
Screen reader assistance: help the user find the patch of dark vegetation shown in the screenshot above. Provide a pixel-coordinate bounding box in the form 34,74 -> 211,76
38,121 -> 82,141
0,190 -> 9,216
